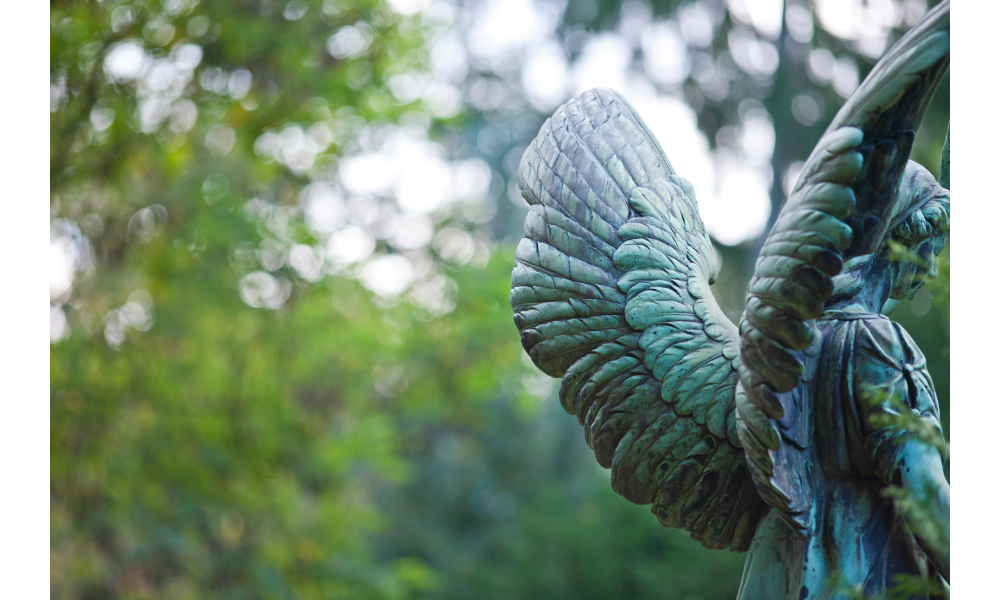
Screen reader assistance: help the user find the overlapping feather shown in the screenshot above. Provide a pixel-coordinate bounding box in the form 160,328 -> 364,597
735,1 -> 950,534
512,87 -> 766,550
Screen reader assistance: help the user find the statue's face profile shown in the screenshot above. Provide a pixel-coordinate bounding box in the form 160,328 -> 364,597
888,232 -> 948,300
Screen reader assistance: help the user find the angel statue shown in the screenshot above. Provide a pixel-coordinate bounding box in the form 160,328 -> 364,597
510,2 -> 949,598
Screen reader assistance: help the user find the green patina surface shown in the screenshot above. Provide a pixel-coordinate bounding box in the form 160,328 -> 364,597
510,3 -> 950,598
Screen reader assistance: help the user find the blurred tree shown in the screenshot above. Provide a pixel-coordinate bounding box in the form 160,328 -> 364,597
50,1 -> 482,597
51,1 -> 948,599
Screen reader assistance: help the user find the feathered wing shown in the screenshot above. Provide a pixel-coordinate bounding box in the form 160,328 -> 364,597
736,1 -> 950,533
512,87 -> 767,551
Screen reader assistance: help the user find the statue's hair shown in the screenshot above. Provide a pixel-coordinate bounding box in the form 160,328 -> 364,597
829,162 -> 950,301
886,162 -> 950,243
889,194 -> 949,243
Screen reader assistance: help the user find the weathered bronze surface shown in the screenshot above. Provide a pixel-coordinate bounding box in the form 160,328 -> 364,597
509,3 -> 949,598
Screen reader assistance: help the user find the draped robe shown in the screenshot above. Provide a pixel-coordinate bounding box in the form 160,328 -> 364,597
736,308 -> 946,599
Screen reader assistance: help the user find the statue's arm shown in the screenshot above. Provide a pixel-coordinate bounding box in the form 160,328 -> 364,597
855,319 -> 950,582
888,439 -> 950,581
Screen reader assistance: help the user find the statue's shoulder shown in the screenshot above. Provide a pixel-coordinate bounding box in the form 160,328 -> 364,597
819,311 -> 923,362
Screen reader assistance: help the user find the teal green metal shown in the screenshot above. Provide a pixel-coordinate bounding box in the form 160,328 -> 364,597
510,3 -> 949,598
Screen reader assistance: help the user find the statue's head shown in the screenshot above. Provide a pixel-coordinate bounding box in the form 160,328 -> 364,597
829,160 -> 949,312
882,161 -> 950,302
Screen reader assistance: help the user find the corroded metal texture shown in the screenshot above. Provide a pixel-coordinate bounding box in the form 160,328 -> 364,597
510,2 -> 950,598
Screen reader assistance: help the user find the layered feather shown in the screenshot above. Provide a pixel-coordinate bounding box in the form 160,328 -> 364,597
512,87 -> 767,551
735,1 -> 950,534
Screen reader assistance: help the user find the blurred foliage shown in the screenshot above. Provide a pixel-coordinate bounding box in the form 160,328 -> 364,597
51,0 -> 948,599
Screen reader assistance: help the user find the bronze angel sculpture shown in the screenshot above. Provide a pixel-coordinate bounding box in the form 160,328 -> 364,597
510,2 -> 949,598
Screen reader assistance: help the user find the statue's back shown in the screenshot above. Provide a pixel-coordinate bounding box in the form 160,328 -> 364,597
737,311 -> 945,599
509,6 -> 950,598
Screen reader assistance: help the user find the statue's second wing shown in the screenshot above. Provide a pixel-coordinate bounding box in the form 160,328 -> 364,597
736,1 -> 950,533
513,88 -> 767,551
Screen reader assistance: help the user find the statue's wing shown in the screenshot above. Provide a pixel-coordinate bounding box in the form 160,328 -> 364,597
736,1 -> 950,533
512,87 -> 767,551
939,125 -> 949,190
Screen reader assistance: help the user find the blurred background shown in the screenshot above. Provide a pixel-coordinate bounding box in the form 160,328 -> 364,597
50,0 -> 949,598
